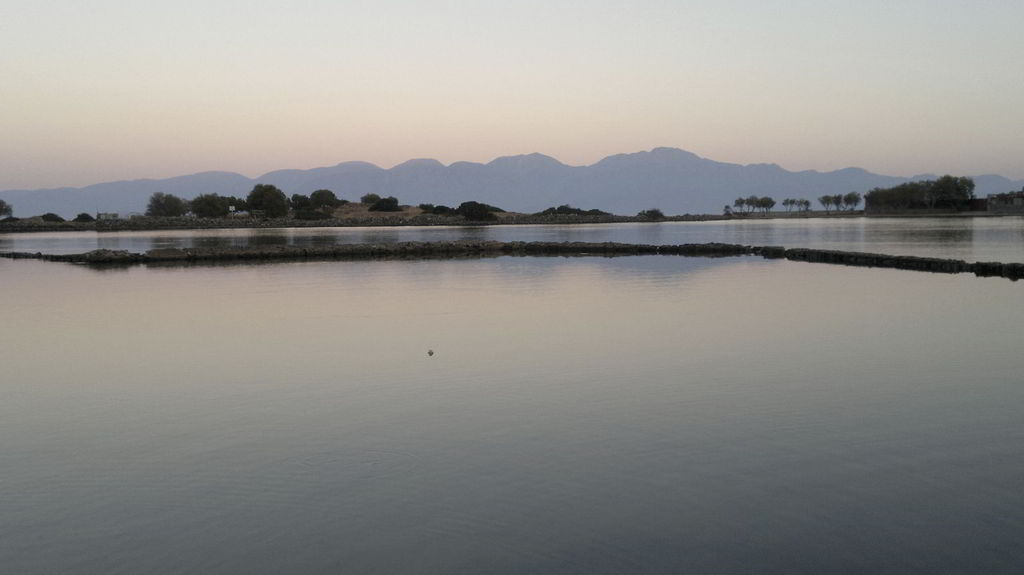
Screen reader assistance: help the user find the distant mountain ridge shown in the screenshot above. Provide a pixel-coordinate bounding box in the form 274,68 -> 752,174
3,147 -> 1022,217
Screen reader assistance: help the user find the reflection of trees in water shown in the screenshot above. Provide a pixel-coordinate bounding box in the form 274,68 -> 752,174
245,234 -> 290,247
880,221 -> 973,246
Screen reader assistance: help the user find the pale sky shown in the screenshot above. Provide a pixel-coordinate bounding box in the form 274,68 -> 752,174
2,0 -> 1022,190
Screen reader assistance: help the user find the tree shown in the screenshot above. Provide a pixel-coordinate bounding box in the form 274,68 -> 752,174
0,199 -> 11,218
368,196 -> 401,212
190,194 -> 231,218
73,213 -> 95,222
864,176 -> 973,212
733,197 -> 746,213
818,195 -> 834,213
222,196 -> 247,212
800,199 -> 811,212
842,192 -> 862,211
290,194 -> 311,211
310,189 -> 340,211
360,193 -> 381,205
746,195 -> 759,213
146,192 -> 188,217
758,196 -> 776,214
930,175 -> 975,209
40,212 -> 65,222
246,184 -> 288,218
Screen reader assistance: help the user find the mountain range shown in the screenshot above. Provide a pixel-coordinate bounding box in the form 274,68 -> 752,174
3,147 -> 1022,218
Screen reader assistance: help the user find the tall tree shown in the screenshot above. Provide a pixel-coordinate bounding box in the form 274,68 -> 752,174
842,192 -> 862,211
190,194 -> 231,218
310,189 -> 340,211
0,199 -> 11,218
146,192 -> 188,217
818,195 -> 834,213
246,184 -> 288,218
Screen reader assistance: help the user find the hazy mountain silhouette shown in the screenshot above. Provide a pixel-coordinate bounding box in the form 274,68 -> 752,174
3,147 -> 1021,217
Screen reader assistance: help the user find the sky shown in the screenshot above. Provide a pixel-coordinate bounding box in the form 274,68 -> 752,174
2,0 -> 1023,190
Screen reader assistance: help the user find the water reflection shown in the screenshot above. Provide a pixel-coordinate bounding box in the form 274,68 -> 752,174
3,257 -> 1023,573
3,217 -> 1024,261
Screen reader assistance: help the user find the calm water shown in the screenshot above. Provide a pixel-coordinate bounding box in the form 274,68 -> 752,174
3,216 -> 1024,261
1,253 -> 1023,573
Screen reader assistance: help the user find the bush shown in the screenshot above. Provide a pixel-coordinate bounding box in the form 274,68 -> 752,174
431,205 -> 455,215
636,208 -> 665,220
456,201 -> 500,221
368,196 -> 401,212
40,212 -> 66,222
290,194 -> 311,211
360,193 -> 381,205
537,204 -> 610,216
73,213 -> 95,222
418,203 -> 435,212
1,216 -> 20,223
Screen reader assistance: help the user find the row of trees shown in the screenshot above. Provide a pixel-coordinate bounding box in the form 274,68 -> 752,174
144,186 -> 514,221
732,196 -> 778,214
146,185 -> 347,219
864,176 -> 974,211
781,198 -> 812,211
729,193 -> 863,215
817,192 -> 862,213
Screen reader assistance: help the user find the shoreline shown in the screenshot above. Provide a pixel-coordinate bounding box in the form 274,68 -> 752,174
3,240 -> 1021,281
1,210 -> 1013,234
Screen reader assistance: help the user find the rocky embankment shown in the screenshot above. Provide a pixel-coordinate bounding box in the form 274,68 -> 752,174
2,241 -> 1022,280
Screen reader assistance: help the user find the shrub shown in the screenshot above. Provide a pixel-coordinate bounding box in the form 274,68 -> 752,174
40,212 -> 66,222
537,204 -> 610,216
636,208 -> 665,220
368,196 -> 401,212
456,201 -> 499,221
360,193 -> 381,205
73,213 -> 95,222
290,194 -> 311,211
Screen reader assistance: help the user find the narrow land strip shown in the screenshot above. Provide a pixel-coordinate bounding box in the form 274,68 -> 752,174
3,241 -> 1022,281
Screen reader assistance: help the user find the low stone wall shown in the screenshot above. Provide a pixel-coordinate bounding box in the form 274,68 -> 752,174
3,241 -> 1022,281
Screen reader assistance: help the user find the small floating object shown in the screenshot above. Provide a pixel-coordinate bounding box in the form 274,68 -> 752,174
427,349 -> 434,357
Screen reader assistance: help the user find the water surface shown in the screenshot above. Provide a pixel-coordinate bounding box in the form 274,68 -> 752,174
2,255 -> 1022,573
3,217 -> 1024,261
